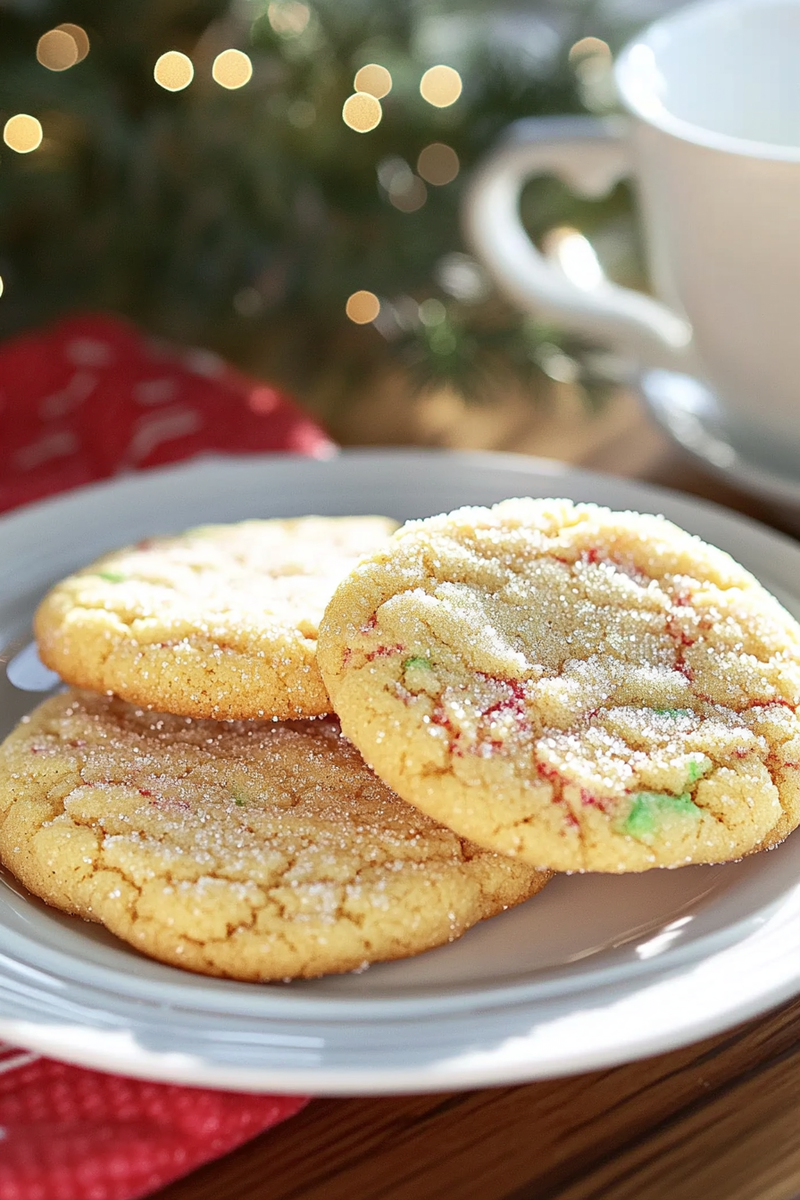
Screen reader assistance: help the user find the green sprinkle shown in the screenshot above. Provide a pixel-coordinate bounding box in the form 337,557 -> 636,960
652,707 -> 693,718
403,656 -> 432,671
622,791 -> 700,841
687,756 -> 711,783
231,788 -> 247,807
96,570 -> 127,583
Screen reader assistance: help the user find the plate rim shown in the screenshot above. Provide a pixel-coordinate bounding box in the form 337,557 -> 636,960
2,447 -> 800,1091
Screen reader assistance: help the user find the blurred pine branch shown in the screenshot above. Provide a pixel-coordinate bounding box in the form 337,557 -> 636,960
0,0 -> 651,413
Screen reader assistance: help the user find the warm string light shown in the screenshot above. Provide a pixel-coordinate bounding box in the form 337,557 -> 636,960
419,65 -> 462,108
417,143 -> 459,185
4,114 -> 43,153
0,276 -> 4,299
354,64 -> 392,99
35,24 -> 89,71
568,37 -> 614,111
568,37 -> 612,65
37,29 -> 78,71
212,49 -> 253,89
58,23 -> 90,62
346,290 -> 380,324
342,92 -> 382,132
154,51 -> 194,92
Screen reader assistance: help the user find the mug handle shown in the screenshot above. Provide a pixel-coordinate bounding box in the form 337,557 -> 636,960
462,115 -> 692,371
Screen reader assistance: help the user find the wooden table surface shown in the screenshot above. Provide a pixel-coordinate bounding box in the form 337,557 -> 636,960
155,390 -> 800,1200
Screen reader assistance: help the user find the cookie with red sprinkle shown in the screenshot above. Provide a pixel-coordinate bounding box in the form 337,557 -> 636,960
317,498 -> 800,872
0,689 -> 550,979
34,515 -> 398,720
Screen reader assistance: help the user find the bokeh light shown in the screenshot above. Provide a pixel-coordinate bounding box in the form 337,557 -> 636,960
418,298 -> 446,326
544,227 -> 604,290
212,49 -> 253,89
390,175 -> 427,212
377,156 -> 409,192
436,252 -> 490,303
568,37 -> 612,64
419,65 -> 462,108
4,114 -> 43,153
154,51 -> 194,92
569,37 -> 614,110
534,342 -> 580,383
268,2 -> 310,36
57,23 -> 90,62
0,276 -> 4,299
354,64 -> 392,99
36,29 -> 78,71
346,290 -> 381,324
342,92 -> 382,132
417,143 -> 459,185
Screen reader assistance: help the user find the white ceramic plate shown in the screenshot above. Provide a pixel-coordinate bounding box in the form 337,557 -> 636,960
2,449 -> 800,1096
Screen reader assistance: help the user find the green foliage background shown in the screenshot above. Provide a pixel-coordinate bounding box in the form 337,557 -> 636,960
0,0 -> 644,415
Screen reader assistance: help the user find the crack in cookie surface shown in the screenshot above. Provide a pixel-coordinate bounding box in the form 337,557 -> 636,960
317,499 -> 800,872
0,689 -> 550,979
34,516 -> 400,720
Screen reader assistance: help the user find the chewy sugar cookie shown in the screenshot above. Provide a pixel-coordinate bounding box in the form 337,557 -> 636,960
34,515 -> 398,720
317,498 -> 800,873
0,690 -> 550,980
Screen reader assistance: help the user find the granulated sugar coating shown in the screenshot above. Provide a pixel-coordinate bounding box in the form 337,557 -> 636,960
317,498 -> 800,873
0,690 -> 550,979
34,516 -> 398,720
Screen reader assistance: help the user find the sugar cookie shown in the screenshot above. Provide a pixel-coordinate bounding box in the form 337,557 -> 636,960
317,499 -> 800,872
35,516 -> 398,719
0,690 -> 551,978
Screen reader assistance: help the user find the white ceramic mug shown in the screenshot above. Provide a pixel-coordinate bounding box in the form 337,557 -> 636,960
464,0 -> 800,471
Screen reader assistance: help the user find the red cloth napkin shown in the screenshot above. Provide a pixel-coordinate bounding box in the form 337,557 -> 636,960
0,312 -> 333,512
0,313 -> 327,1198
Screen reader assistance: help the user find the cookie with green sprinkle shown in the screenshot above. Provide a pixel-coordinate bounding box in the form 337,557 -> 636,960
34,515 -> 398,720
317,498 -> 800,872
0,689 -> 551,980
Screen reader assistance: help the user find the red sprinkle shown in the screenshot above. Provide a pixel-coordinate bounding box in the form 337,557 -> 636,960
580,788 -> 612,813
536,761 -> 562,784
431,705 -> 453,730
365,643 -> 404,663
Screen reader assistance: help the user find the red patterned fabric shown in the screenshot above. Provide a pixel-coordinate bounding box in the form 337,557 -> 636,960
0,1045 -> 308,1200
0,314 -> 326,1198
0,312 -> 334,512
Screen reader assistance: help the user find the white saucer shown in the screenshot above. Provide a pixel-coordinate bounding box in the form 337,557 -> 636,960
2,449 -> 800,1095
639,369 -> 800,519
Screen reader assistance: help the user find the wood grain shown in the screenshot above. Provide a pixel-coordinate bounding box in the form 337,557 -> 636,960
153,392 -> 800,1200
155,997 -> 800,1200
